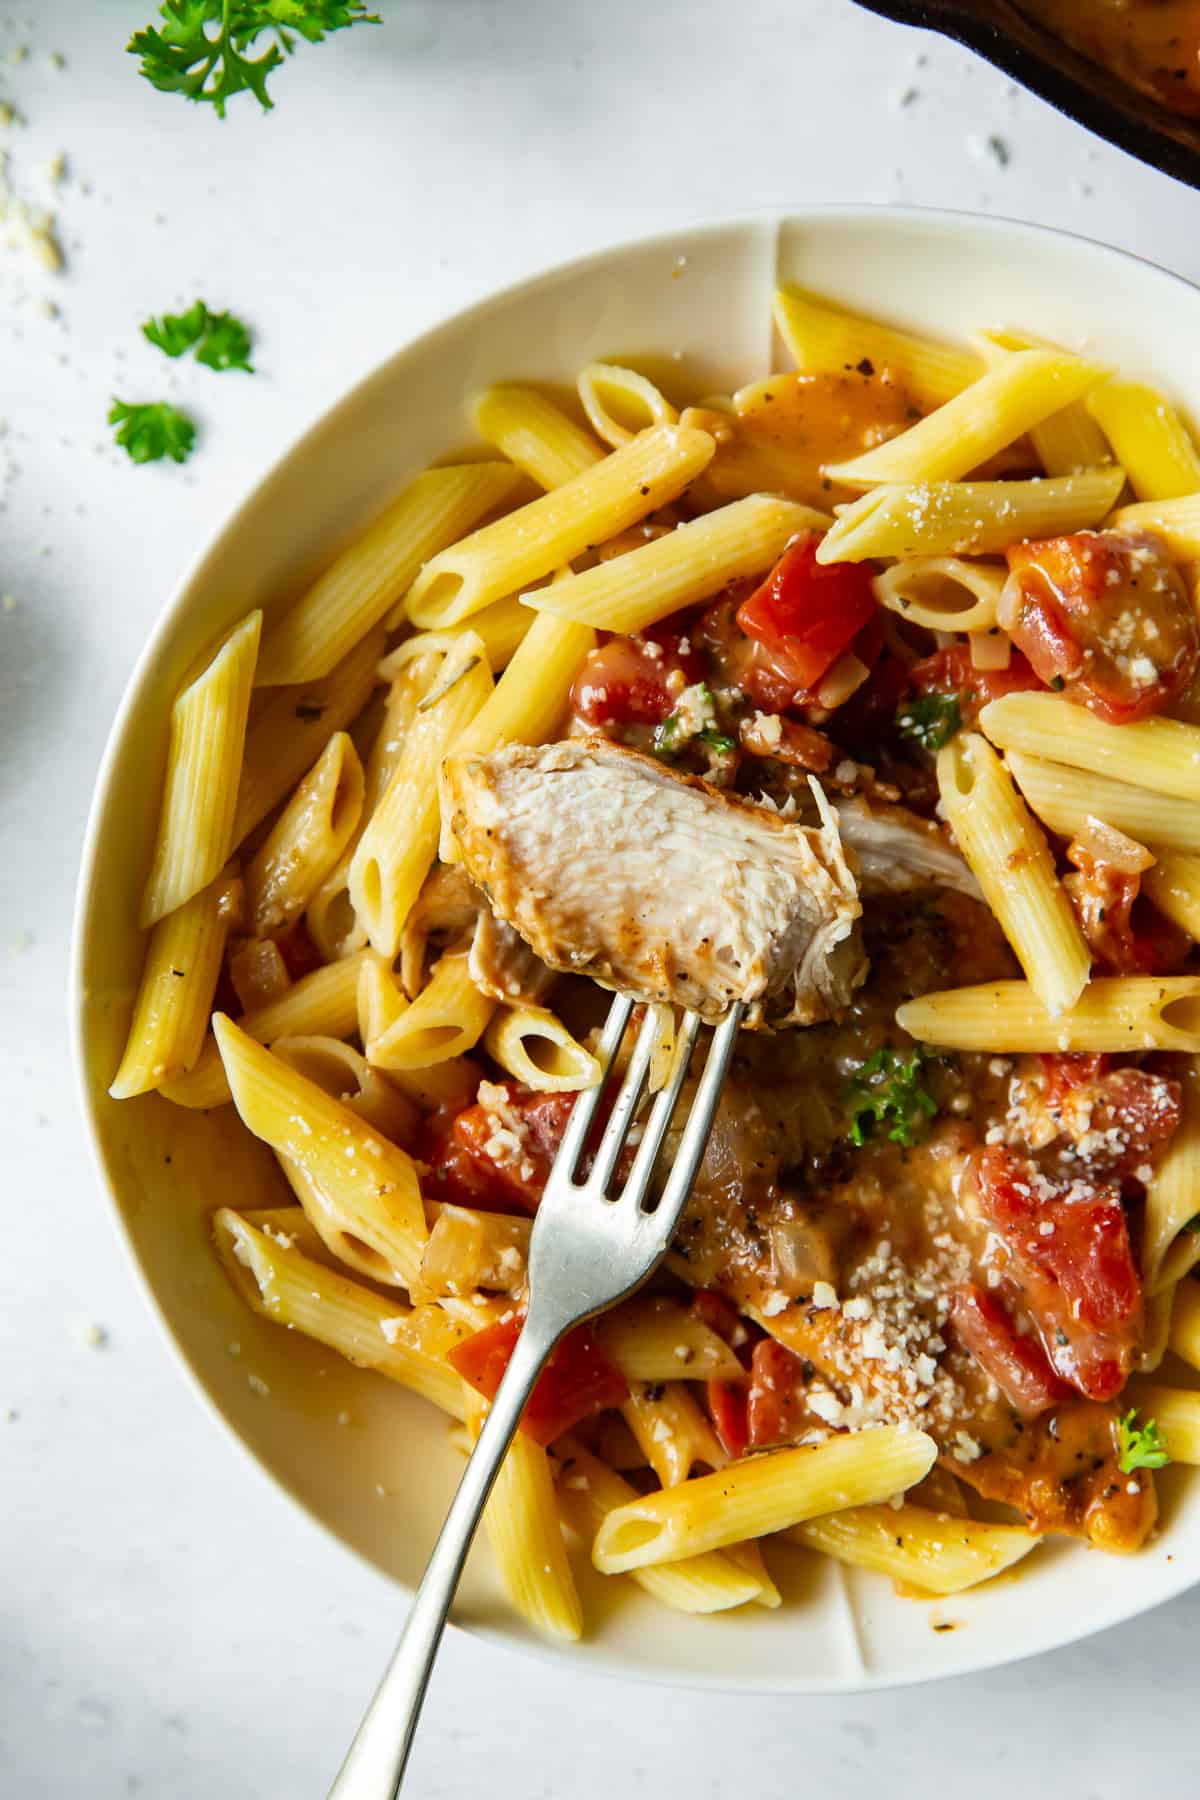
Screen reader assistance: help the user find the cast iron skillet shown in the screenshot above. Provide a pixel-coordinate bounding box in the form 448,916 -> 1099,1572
853,0 -> 1200,189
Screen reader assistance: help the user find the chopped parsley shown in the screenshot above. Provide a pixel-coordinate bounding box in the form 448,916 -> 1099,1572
844,1045 -> 938,1148
108,399 -> 196,465
895,692 -> 961,753
143,299 -> 254,372
128,1 -> 380,116
1185,1213 -> 1200,1234
652,684 -> 733,761
1117,1409 -> 1170,1474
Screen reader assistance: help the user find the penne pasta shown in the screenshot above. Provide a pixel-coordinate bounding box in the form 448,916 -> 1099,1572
365,950 -> 495,1071
255,463 -> 521,686
591,1429 -> 937,1572
555,1442 -> 762,1613
212,1209 -> 470,1416
412,1204 -> 530,1303
1139,1286 -> 1175,1375
896,976 -> 1200,1054
213,1014 -> 428,1286
270,1034 -> 419,1147
1086,379 -> 1200,502
159,950 -> 367,1109
936,733 -> 1090,1015
110,866 -> 241,1098
974,327 -> 1113,475
1005,751 -> 1200,854
232,624 -> 384,847
620,1382 -> 728,1488
378,594 -> 536,670
357,954 -> 483,1109
349,639 -> 492,958
443,611 -> 595,763
521,494 -> 829,635
1108,494 -> 1200,560
1142,849 -> 1200,943
463,1389 -> 582,1640
787,1503 -> 1039,1595
244,730 -> 364,935
872,557 -> 1005,635
826,350 -> 1104,488
981,692 -> 1200,806
817,468 -> 1124,564
1126,1385 -> 1200,1464
473,384 -> 605,490
141,612 -> 262,926
773,285 -> 984,410
1142,1060 -> 1200,1294
403,423 -> 715,628
576,362 -> 679,446
483,1003 -> 600,1093
592,1296 -> 743,1383
1169,1280 -> 1200,1373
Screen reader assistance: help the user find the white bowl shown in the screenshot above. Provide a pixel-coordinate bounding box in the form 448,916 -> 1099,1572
73,207 -> 1200,1691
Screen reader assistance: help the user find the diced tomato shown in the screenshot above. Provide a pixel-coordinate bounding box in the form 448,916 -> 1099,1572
448,1312 -> 628,1446
690,1288 -> 742,1345
570,612 -> 706,730
972,1145 -> 1142,1401
1036,1053 -> 1109,1112
422,1088 -> 576,1216
273,918 -> 323,982
951,1283 -> 1070,1418
745,1338 -> 812,1448
735,536 -> 877,699
906,642 -> 1043,726
1002,529 -> 1199,724
1024,1057 -> 1181,1178
706,1377 -> 750,1460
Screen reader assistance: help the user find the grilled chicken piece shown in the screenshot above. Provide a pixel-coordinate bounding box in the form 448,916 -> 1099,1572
834,795 -> 981,900
399,862 -> 553,1004
442,737 -> 864,1025
469,907 -> 556,1005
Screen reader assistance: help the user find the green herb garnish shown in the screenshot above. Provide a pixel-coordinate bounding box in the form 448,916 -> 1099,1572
895,692 -> 962,753
143,299 -> 253,372
1184,1214 -> 1200,1235
844,1046 -> 938,1148
108,399 -> 196,464
1117,1409 -> 1170,1474
128,1 -> 380,117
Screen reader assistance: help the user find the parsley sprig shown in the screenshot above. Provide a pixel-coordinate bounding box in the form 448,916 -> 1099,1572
129,1 -> 380,117
1117,1409 -> 1171,1474
896,692 -> 962,753
143,299 -> 253,372
108,400 -> 197,464
844,1045 -> 938,1148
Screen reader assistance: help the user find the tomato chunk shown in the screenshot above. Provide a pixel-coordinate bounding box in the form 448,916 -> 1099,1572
570,614 -> 705,730
746,1338 -> 812,1448
706,1378 -> 750,1460
448,1313 -> 628,1446
972,1145 -> 1142,1401
1019,1056 -> 1181,1178
951,1283 -> 1070,1418
422,1088 -> 575,1216
735,535 -> 877,699
907,642 -> 1043,726
1002,528 -> 1199,723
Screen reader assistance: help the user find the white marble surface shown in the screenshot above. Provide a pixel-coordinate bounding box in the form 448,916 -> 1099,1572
6,1 -> 1200,1794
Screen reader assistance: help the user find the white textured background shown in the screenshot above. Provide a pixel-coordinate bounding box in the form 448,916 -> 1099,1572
5,2 -> 1200,1794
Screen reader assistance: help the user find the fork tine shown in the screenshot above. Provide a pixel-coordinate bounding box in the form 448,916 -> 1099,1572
618,1009 -> 702,1206
643,1002 -> 743,1240
588,1003 -> 661,1193
553,991 -> 633,1182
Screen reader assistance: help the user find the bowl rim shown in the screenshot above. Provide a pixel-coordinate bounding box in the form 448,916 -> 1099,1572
70,202 -> 1200,1694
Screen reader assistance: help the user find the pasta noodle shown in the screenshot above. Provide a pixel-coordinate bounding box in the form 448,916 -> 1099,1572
1142,1060 -> 1200,1294
255,463 -> 521,685
1142,849 -> 1200,942
1005,751 -> 1200,854
576,362 -> 679,446
378,594 -> 536,669
620,1382 -> 728,1488
786,1504 -> 1039,1595
403,423 -> 715,628
817,468 -> 1124,564
591,1429 -> 937,1571
270,1034 -> 419,1146
357,954 -> 483,1109
981,691 -> 1200,805
244,730 -> 364,935
1108,494 -> 1200,559
473,384 -> 605,490
825,350 -> 1104,488
591,1297 -> 743,1383
365,950 -> 495,1071
936,732 -> 1090,1016
974,327 -> 1114,475
773,285 -> 984,409
110,866 -> 241,1098
521,495 -> 829,636
1169,1280 -> 1200,1373
897,977 -> 1200,1054
413,1204 -> 531,1303
482,1004 -> 600,1093
1086,379 -> 1200,502
141,611 -> 261,926
1125,1385 -> 1200,1463
872,556 -> 1005,635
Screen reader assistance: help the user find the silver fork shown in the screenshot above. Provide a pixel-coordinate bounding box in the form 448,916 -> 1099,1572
329,993 -> 744,1799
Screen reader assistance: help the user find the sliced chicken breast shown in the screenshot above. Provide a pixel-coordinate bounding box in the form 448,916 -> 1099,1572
442,737 -> 864,1025
834,794 -> 981,900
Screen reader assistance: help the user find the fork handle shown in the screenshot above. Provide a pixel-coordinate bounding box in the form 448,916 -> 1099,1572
328,1314 -> 559,1799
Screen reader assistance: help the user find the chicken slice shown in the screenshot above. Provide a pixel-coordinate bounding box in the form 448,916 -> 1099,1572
442,737 -> 864,1025
834,794 -> 981,900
